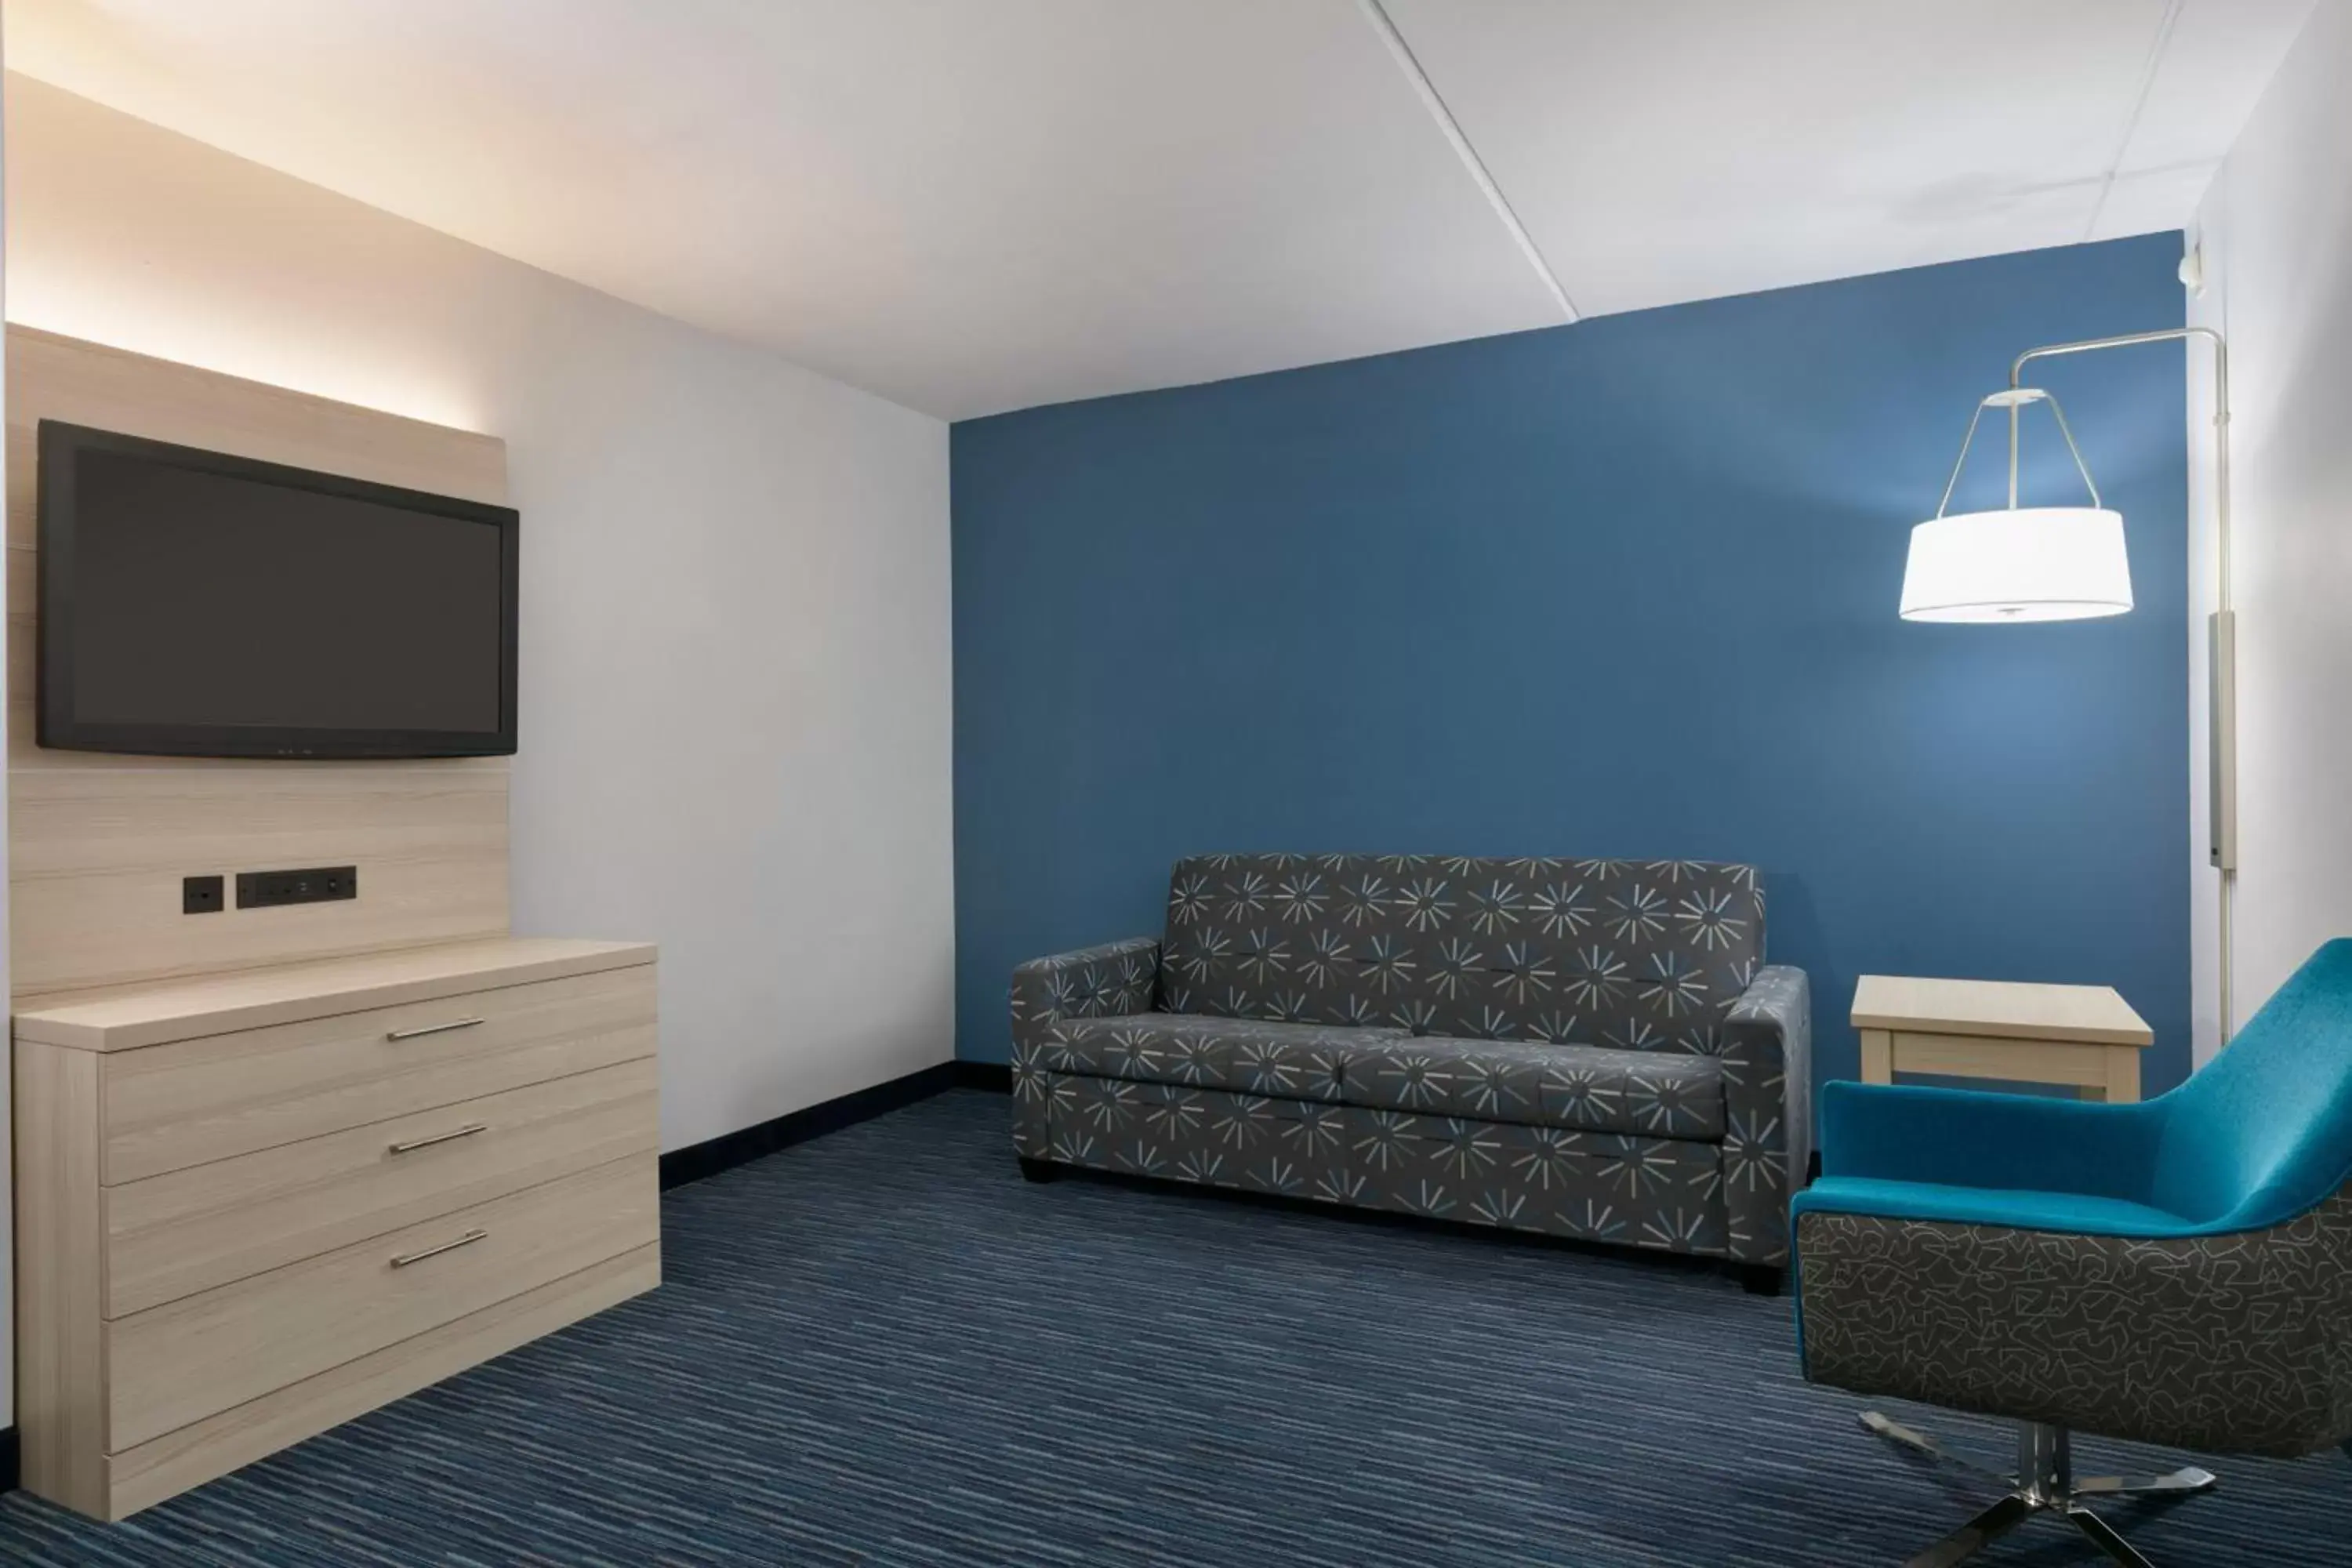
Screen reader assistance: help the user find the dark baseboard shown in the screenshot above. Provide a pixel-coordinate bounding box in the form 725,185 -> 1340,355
953,1060 -> 1011,1092
661,1060 -> 968,1190
1,1423 -> 17,1493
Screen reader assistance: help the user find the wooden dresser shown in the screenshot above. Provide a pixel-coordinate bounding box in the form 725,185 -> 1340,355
12,936 -> 661,1520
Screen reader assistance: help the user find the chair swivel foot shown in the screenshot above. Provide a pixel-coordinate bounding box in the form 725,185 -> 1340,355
1859,1411 -> 2014,1489
2072,1465 -> 2218,1497
1017,1156 -> 1060,1183
1908,1494 -> 2031,1568
2067,1506 -> 2158,1568
1857,1417 -> 2209,1568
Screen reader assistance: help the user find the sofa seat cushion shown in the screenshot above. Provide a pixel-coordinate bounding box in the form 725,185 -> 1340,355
1334,1035 -> 1726,1139
1038,1013 -> 1409,1102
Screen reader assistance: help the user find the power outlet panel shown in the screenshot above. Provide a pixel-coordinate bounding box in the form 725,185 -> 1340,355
183,875 -> 226,915
236,866 -> 358,909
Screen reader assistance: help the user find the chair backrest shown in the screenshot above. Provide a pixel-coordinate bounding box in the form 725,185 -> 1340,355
2153,938 -> 2352,1229
1157,852 -> 1764,1051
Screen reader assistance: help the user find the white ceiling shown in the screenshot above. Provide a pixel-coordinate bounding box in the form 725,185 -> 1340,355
1386,0 -> 2315,318
3,0 -> 2317,419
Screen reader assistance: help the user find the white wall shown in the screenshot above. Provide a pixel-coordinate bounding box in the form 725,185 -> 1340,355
2186,3 -> 2352,1062
0,74 -> 956,1423
0,49 -> 14,1436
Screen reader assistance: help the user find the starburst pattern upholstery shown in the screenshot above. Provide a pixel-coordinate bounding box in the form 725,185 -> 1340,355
1337,1036 -> 1726,1138
1038,1013 -> 1402,1102
1011,854 -> 1811,1269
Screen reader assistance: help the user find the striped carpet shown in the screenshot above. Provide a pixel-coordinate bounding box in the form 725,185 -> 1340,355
4,1087 -> 2347,1566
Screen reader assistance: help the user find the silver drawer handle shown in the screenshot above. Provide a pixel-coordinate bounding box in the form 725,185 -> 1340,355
386,1016 -> 486,1042
390,1228 -> 488,1268
387,1122 -> 488,1156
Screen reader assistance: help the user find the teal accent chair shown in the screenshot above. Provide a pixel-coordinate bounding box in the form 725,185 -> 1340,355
1792,938 -> 2352,1568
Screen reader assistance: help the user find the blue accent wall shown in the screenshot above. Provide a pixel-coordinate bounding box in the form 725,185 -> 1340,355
951,234 -> 2190,1096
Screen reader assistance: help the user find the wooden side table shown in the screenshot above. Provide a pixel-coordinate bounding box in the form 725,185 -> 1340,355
1851,975 -> 2154,1102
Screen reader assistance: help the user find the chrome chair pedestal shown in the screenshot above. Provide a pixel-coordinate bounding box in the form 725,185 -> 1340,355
1859,1413 -> 2216,1568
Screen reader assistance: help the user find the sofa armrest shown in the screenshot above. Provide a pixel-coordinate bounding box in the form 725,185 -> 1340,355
1813,1079 -> 2162,1200
1010,935 -> 1161,1053
1007,936 -> 1160,1162
1721,964 -> 1811,1265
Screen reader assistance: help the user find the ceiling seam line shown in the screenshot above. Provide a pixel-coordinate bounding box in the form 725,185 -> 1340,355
2083,0 -> 2187,243
1357,0 -> 1581,323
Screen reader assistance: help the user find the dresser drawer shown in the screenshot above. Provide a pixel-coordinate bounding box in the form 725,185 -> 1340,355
101,964 -> 655,1183
104,1058 -> 659,1317
107,1152 -> 658,1451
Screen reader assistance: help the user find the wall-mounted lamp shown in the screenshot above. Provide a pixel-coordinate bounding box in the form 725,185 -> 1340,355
1904,327 -> 2238,1042
1900,386 -> 2132,622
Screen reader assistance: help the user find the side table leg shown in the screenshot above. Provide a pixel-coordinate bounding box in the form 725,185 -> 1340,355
2103,1047 -> 2140,1104
1860,1028 -> 1893,1086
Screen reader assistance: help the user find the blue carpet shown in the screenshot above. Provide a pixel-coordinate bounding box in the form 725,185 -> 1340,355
3,1087 -> 2347,1566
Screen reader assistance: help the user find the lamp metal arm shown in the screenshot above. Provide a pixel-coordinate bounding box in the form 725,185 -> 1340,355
2007,326 -> 2230,613
2004,323 -> 2236,1045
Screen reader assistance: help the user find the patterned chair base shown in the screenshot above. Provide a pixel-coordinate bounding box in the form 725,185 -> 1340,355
1857,1414 -> 2213,1568
1790,941 -> 2352,1566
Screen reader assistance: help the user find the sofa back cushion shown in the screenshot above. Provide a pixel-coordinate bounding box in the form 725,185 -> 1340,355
1159,853 -> 1763,1051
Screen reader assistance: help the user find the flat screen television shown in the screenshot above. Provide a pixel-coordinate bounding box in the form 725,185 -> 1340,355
38,421 -> 518,759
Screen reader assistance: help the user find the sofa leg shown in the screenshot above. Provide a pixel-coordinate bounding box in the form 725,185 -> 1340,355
1017,1156 -> 1060,1184
1737,1263 -> 1785,1297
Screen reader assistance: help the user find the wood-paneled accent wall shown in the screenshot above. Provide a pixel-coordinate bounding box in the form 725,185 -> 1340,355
6,326 -> 512,1005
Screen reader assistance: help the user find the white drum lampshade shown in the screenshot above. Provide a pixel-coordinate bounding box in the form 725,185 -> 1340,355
1899,506 -> 2133,622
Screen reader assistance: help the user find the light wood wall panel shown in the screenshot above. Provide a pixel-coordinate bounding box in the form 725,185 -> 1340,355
6,326 -> 512,1004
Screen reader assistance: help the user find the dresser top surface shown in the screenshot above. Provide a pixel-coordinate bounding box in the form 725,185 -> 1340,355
13,937 -> 656,1051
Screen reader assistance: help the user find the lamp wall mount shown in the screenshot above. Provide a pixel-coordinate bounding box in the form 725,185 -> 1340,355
2002,326 -> 2236,1041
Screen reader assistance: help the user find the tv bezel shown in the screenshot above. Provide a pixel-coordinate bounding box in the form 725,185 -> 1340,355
36,419 -> 521,760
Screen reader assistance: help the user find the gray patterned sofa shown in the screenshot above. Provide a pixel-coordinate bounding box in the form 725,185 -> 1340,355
1009,853 -> 1810,1290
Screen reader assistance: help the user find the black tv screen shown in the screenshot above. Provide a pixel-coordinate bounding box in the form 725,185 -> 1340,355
38,421 -> 518,758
